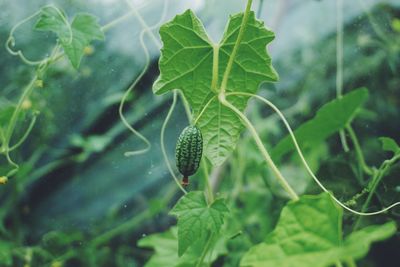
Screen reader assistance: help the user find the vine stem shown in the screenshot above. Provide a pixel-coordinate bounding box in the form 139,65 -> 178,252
346,259 -> 357,267
353,153 -> 400,229
118,0 -> 168,157
195,233 -> 214,267
3,75 -> 38,147
219,93 -> 299,201
179,91 -> 214,202
9,112 -> 39,152
226,92 -> 400,216
346,125 -> 373,175
336,0 -> 349,152
220,0 -> 253,94
160,91 -> 187,194
91,209 -> 151,247
201,158 -> 214,203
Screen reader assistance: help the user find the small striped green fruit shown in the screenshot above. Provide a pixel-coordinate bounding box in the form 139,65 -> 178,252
175,125 -> 203,185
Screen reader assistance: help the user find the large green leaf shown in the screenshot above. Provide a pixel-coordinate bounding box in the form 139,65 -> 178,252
153,10 -> 278,166
240,193 -> 396,267
271,88 -> 369,161
138,227 -> 226,267
169,191 -> 229,256
61,13 -> 104,69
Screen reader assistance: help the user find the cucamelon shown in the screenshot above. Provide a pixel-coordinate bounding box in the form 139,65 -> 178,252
175,125 -> 203,185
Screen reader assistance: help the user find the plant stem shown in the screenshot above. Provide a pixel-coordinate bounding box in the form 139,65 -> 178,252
160,91 -> 187,194
201,158 -> 214,203
227,92 -> 400,215
220,0 -> 253,94
346,259 -> 357,267
196,233 -> 214,267
335,261 -> 344,267
4,75 -> 38,148
346,125 -> 373,175
336,0 -> 349,152
353,153 -> 400,230
91,209 -> 151,247
101,10 -> 137,32
124,0 -> 162,48
9,113 -> 38,152
257,0 -> 265,18
219,94 -> 299,201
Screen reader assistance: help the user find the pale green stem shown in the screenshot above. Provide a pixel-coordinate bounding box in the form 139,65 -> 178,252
211,44 -> 219,93
160,91 -> 187,194
201,158 -> 214,203
101,10 -> 137,32
118,0 -> 169,156
336,0 -> 349,152
335,261 -> 344,267
9,113 -> 38,152
353,153 -> 400,229
91,185 -> 176,247
346,125 -> 374,175
195,233 -> 214,267
346,259 -> 357,267
219,93 -> 299,200
6,5 -> 72,65
91,209 -> 151,247
193,96 -> 217,125
4,76 -> 37,147
178,89 -> 214,200
124,0 -> 162,47
220,0 -> 253,94
227,92 -> 400,215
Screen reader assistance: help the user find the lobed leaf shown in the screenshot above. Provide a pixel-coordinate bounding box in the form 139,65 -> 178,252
153,10 -> 278,166
379,137 -> 400,156
271,88 -> 369,161
61,14 -> 104,69
169,191 -> 229,256
138,227 -> 226,267
34,7 -> 104,69
34,6 -> 71,42
240,193 -> 396,267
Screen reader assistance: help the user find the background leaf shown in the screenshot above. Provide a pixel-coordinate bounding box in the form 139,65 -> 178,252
34,6 -> 70,42
61,13 -> 104,69
153,10 -> 277,166
240,193 -> 396,267
138,227 -> 226,267
379,137 -> 400,155
169,191 -> 229,256
271,88 -> 369,161
35,7 -> 104,69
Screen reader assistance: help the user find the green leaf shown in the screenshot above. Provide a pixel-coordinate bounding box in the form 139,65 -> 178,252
0,241 -> 13,266
379,137 -> 400,155
169,191 -> 229,256
271,88 -> 369,161
34,6 -> 71,42
240,193 -> 396,267
35,7 -> 104,69
61,14 -> 104,69
138,227 -> 227,267
153,10 -> 278,166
